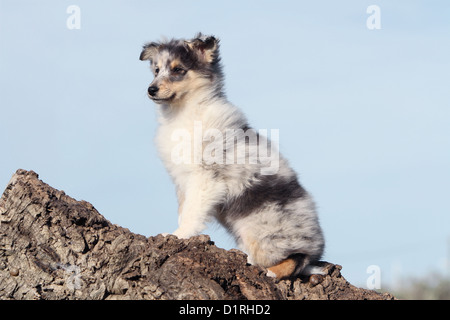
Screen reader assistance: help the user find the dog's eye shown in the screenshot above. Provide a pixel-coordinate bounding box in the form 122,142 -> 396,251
155,68 -> 160,74
172,67 -> 185,74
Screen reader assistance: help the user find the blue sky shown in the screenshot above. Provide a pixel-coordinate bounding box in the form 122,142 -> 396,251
1,1 -> 449,288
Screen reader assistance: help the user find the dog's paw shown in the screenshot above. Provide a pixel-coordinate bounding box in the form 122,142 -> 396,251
172,229 -> 194,239
302,265 -> 327,276
159,233 -> 178,238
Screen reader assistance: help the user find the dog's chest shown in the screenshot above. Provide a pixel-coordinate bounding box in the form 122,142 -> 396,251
154,102 -> 248,186
155,114 -> 206,176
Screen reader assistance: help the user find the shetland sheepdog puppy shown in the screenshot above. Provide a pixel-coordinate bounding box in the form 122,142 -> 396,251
140,33 -> 325,279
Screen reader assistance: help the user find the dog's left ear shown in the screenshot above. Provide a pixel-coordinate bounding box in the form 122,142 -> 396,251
140,42 -> 159,61
185,35 -> 219,64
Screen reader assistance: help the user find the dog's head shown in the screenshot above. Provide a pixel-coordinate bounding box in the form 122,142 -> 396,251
140,33 -> 223,104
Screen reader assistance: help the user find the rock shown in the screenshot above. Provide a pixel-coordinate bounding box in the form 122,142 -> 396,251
0,169 -> 395,300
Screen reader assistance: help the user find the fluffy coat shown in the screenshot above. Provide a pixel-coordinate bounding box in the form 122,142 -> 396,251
139,33 -> 325,278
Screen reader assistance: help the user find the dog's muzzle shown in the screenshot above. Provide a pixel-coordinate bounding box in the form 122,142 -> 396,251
147,86 -> 159,97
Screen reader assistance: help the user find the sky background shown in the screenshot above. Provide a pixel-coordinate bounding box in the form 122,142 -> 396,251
1,0 -> 449,289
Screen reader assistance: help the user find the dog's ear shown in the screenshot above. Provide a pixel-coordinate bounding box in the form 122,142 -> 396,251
185,34 -> 219,64
140,42 -> 160,61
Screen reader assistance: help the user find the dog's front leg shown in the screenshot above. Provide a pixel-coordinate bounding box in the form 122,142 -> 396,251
176,187 -> 185,216
172,171 -> 226,239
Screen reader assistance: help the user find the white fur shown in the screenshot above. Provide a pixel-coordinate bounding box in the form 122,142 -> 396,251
156,98 -> 251,238
141,34 -> 325,276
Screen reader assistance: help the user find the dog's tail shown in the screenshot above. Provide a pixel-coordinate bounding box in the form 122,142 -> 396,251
266,254 -> 325,280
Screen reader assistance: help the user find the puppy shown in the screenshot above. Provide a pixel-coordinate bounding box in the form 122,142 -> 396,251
140,33 -> 325,279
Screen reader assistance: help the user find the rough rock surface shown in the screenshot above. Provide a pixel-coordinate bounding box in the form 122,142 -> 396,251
0,169 -> 394,300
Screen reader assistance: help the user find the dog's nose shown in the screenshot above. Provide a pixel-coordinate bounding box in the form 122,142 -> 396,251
148,86 -> 159,96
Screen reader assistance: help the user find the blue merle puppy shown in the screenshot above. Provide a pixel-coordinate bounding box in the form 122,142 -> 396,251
139,33 -> 325,279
